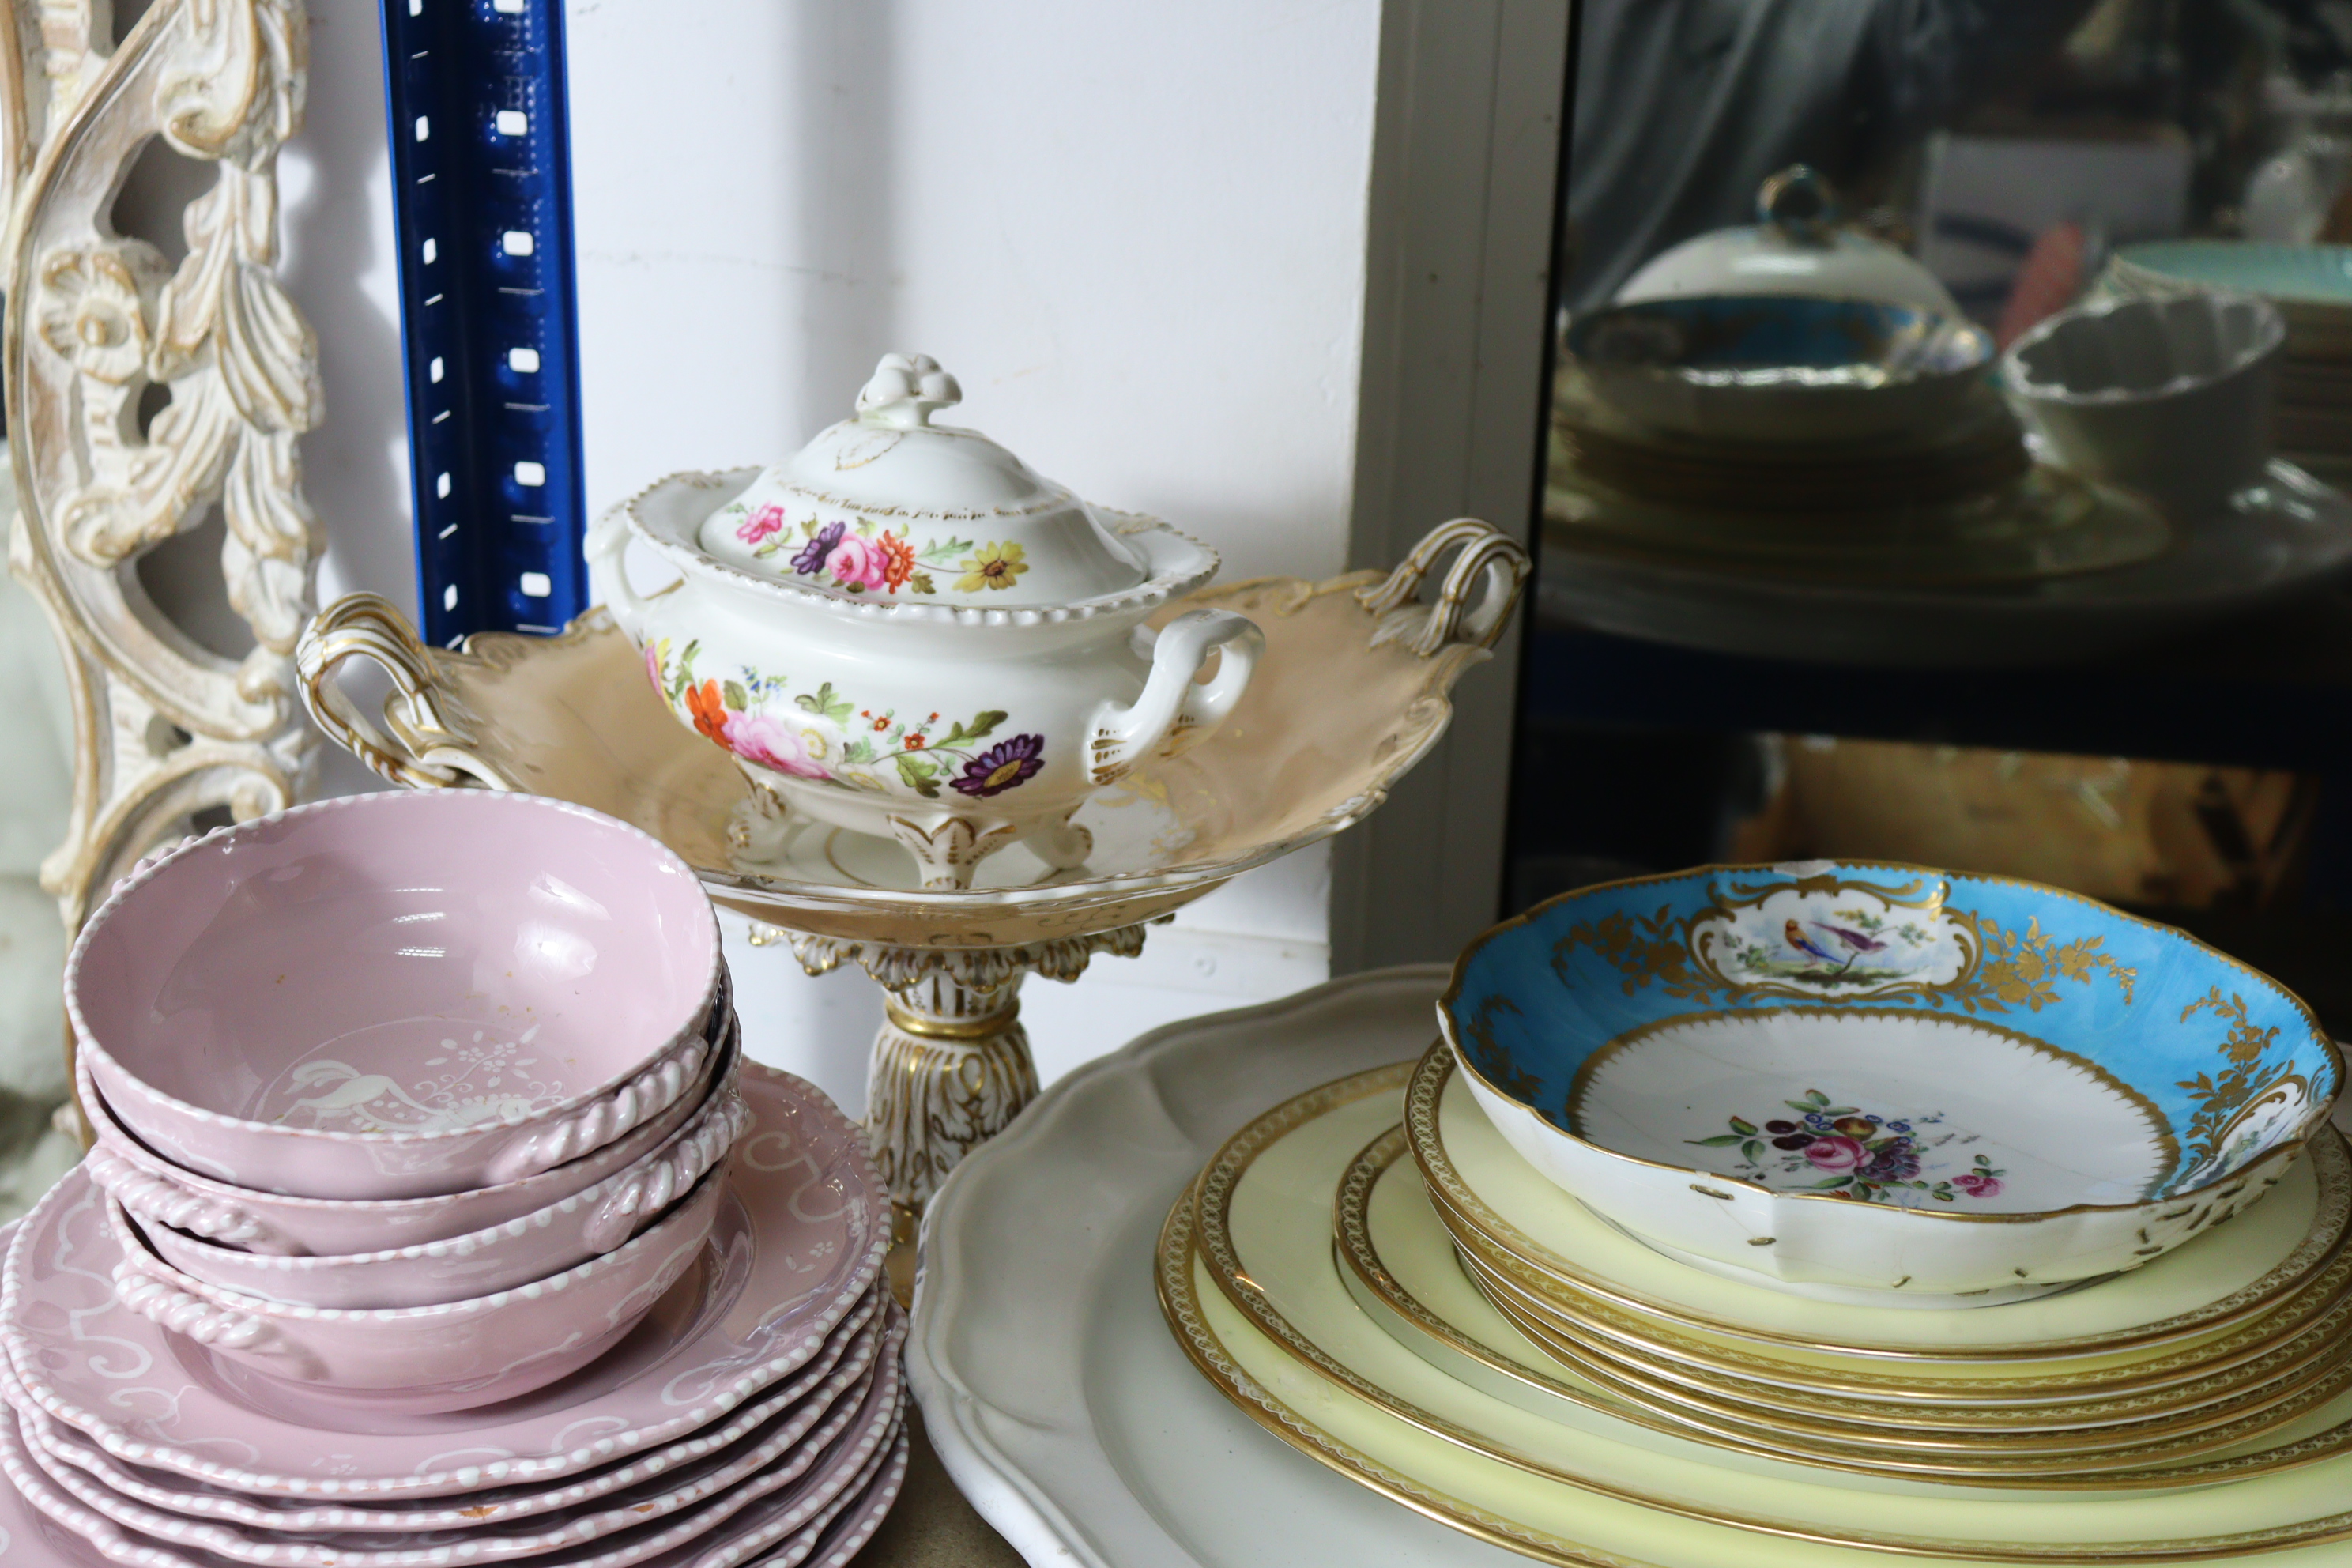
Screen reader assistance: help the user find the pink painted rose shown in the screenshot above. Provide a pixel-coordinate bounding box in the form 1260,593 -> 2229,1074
721,710 -> 831,780
826,532 -> 892,593
1952,1171 -> 2003,1198
1803,1134 -> 1867,1173
735,504 -> 789,547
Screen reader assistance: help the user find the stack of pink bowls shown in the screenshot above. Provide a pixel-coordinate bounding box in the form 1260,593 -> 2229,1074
0,792 -> 903,1568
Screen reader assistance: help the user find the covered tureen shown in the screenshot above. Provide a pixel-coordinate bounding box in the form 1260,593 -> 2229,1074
588,353 -> 1261,888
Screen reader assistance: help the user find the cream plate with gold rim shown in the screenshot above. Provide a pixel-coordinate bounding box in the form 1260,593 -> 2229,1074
1167,1063 -> 2352,1562
1341,1129 -> 2352,1449
1413,1046 -> 2352,1372
1198,1074 -> 2352,1495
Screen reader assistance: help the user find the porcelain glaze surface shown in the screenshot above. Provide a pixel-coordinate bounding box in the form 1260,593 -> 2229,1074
0,1393 -> 905,1568
2007,292 -> 2286,514
68,791 -> 724,1200
1438,861 -> 2342,1299
594,356 -> 1263,889
1160,1065 -> 2352,1561
1569,296 -> 1993,445
9,1294 -> 886,1533
126,1069 -> 750,1309
107,1163 -> 726,1414
906,966 -> 2352,1568
1,1064 -> 884,1497
1615,167 -> 1966,316
77,1004 -> 734,1259
0,1323 -> 903,1568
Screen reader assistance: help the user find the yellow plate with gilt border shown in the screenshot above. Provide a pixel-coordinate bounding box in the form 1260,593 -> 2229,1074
1410,1044 -> 2352,1377
1344,1125 -> 2352,1442
1462,1257 -> 2352,1475
1164,1061 -> 2352,1562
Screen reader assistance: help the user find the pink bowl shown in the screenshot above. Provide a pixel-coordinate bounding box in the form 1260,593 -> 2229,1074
81,1002 -> 737,1258
107,1163 -> 726,1414
121,1066 -> 748,1308
68,791 -> 722,1200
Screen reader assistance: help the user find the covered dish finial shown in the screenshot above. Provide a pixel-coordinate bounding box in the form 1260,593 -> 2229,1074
854,352 -> 963,428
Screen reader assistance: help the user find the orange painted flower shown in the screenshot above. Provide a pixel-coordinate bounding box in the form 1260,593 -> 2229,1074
904,734 -> 926,749
877,531 -> 917,592
685,679 -> 729,745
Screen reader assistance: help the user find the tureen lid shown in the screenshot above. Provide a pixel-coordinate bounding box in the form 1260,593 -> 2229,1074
696,353 -> 1153,607
1615,166 -> 1963,318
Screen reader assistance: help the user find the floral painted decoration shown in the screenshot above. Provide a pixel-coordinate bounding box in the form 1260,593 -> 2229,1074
643,635 -> 1046,801
721,501 -> 1019,599
1687,1088 -> 2006,1204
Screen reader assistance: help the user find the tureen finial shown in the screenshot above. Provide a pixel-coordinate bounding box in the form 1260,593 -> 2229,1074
855,352 -> 963,429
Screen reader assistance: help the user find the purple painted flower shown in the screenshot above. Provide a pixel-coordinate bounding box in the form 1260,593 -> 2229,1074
791,521 -> 846,576
951,733 -> 1046,797
1859,1144 -> 1920,1182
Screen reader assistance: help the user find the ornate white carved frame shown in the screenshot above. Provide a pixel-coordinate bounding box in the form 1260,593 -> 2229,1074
0,0 -> 319,1106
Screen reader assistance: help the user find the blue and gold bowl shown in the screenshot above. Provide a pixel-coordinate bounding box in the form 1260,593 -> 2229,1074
1567,296 -> 1996,446
1438,861 -> 2341,1306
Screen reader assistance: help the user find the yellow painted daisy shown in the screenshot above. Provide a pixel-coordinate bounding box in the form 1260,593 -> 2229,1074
956,542 -> 1027,593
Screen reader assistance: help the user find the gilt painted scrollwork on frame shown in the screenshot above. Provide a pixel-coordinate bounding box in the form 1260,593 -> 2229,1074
2,0 -> 319,946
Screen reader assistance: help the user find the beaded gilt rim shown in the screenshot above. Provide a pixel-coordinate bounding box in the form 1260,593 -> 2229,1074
1408,1043 -> 2352,1366
1159,1063 -> 2352,1562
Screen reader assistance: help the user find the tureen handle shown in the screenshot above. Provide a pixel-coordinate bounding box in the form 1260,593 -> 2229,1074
1087,609 -> 1263,785
586,503 -> 651,639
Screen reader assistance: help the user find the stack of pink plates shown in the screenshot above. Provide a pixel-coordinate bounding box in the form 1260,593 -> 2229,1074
0,793 -> 903,1566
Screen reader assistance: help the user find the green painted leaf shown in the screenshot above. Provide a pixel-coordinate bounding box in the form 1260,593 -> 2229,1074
1933,1191 -> 1955,1201
1804,1091 -> 1830,1106
844,737 -> 873,764
939,722 -> 969,746
909,571 -> 937,595
1741,1140 -> 1763,1162
1728,1117 -> 1756,1136
967,709 -> 1008,738
918,536 -> 977,564
854,518 -> 876,537
1686,1134 -> 1745,1148
895,753 -> 939,786
1783,1101 -> 1817,1115
722,680 -> 749,712
1810,1175 -> 1853,1189
1974,1154 -> 1992,1167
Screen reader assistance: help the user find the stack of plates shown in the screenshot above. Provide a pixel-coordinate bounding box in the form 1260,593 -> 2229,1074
0,1061 -> 903,1568
1398,1044 -> 2352,1486
2110,242 -> 2352,484
1163,1056 -> 2352,1563
1547,368 -> 2173,590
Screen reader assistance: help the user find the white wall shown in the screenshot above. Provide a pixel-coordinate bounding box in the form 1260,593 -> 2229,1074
281,0 -> 1385,1114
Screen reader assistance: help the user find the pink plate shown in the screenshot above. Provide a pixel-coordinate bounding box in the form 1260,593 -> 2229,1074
9,1321 -> 903,1567
769,1421 -> 910,1568
9,1290 -> 889,1535
1,1064 -> 883,1499
0,1381 -> 906,1568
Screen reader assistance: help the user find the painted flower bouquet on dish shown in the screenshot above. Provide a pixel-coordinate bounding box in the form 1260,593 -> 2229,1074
649,635 -> 1047,804
1688,1089 -> 2008,1205
721,500 -> 1033,601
